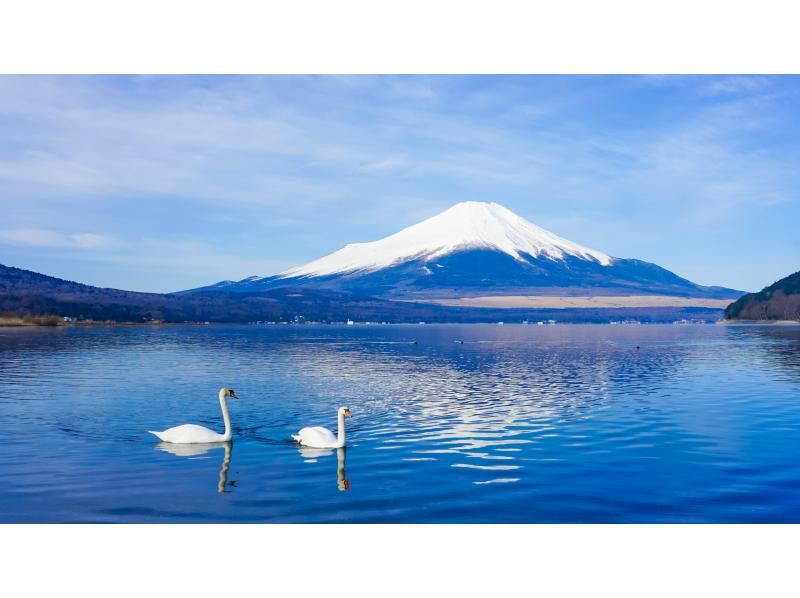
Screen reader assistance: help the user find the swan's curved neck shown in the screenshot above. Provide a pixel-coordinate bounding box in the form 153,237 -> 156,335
219,390 -> 231,441
337,411 -> 346,447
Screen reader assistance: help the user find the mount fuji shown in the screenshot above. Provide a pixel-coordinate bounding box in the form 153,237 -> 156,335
188,202 -> 742,301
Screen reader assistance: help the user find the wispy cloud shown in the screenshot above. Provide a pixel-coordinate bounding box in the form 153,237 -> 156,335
358,155 -> 408,172
0,227 -> 117,249
703,76 -> 771,96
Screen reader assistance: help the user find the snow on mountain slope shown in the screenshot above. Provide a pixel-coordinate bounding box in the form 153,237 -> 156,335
183,200 -> 745,300
279,201 -> 612,279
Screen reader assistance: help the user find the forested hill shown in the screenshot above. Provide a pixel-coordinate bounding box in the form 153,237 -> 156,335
725,270 -> 800,321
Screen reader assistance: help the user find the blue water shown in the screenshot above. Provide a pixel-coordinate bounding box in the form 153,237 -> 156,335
1,323 -> 799,523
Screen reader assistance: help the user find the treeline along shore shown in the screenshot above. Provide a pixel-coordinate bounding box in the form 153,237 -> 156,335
9,263 -> 800,325
0,263 -> 726,325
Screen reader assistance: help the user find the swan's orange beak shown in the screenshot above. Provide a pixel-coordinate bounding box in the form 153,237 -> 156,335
344,408 -> 351,417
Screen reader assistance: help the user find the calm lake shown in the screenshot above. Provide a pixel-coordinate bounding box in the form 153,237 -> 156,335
1,323 -> 799,523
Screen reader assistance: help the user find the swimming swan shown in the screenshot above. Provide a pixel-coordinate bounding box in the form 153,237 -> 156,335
149,387 -> 238,443
293,406 -> 351,448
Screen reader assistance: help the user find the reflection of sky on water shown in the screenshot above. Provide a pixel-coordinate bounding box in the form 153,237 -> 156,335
295,445 -> 349,491
1,324 -> 800,522
156,441 -> 233,493
283,325 -> 694,481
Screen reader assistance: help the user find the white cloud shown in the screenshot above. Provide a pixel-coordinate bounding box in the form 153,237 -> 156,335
358,156 -> 407,172
72,233 -> 116,248
704,76 -> 770,96
638,75 -> 772,97
0,227 -> 116,249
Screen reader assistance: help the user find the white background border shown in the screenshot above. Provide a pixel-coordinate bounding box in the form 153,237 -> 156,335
2,0 -> 799,73
2,1 -> 799,596
5,524 -> 799,597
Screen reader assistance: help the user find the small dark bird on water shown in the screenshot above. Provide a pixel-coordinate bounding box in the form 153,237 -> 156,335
636,346 -> 640,350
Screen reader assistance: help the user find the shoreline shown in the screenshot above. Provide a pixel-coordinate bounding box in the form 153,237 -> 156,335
717,319 -> 800,325
0,317 -> 209,328
2,320 -> 729,328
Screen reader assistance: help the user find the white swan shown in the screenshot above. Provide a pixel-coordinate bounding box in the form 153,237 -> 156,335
293,406 -> 351,448
149,388 -> 238,443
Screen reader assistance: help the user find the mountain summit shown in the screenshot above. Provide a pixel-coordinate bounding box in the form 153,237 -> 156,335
281,201 -> 612,278
189,201 -> 742,300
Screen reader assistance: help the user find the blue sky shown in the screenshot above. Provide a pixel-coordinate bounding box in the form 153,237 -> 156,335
0,75 -> 798,293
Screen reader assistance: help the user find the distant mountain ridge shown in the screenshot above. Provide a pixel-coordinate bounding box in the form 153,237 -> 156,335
725,270 -> 800,321
0,262 -> 724,324
188,201 -> 743,300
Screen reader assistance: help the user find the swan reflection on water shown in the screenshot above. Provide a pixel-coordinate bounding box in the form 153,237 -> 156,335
156,441 -> 234,493
297,445 -> 351,491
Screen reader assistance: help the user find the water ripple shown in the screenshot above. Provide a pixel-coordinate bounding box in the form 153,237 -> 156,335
1,323 -> 800,522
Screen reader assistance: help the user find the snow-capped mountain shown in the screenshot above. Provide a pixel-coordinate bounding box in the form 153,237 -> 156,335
187,202 -> 742,299
281,202 -> 612,278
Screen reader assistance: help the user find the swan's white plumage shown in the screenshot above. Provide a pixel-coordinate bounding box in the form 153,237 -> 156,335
293,407 -> 350,448
149,424 -> 227,444
293,426 -> 337,447
148,387 -> 237,444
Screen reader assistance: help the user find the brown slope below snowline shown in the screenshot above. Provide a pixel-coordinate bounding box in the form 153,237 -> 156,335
410,295 -> 733,309
1,290 -> 727,324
